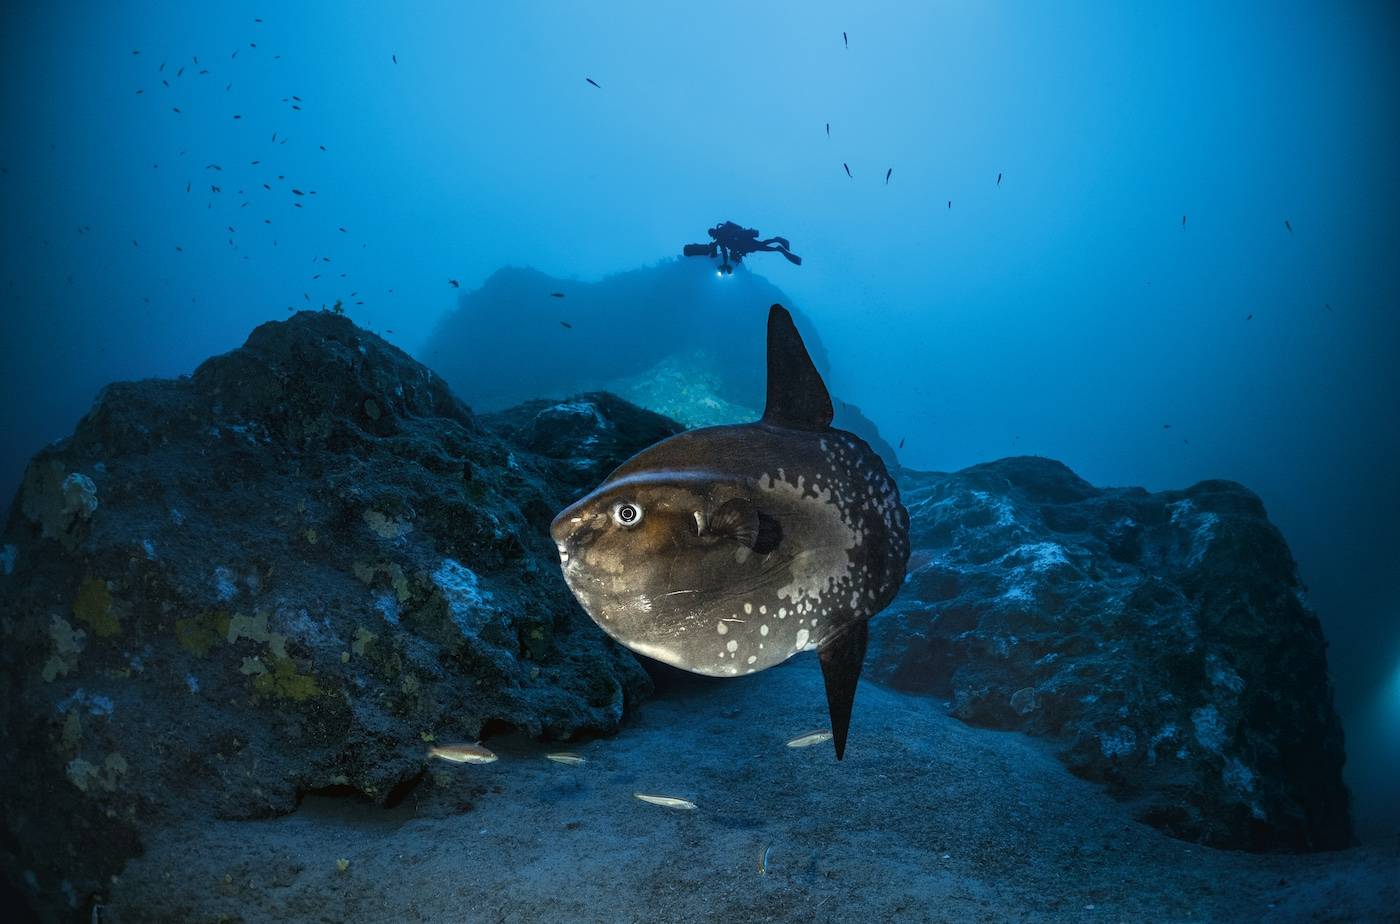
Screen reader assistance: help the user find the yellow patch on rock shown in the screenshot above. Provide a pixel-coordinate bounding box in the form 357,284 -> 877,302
65,751 -> 128,793
175,611 -> 229,657
42,615 -> 86,681
363,509 -> 412,540
226,611 -> 270,645
252,656 -> 321,701
61,710 -> 82,750
353,561 -> 411,602
352,627 -> 375,656
73,577 -> 121,637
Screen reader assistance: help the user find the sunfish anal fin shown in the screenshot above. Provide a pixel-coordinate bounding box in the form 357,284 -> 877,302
818,621 -> 867,761
762,304 -> 833,431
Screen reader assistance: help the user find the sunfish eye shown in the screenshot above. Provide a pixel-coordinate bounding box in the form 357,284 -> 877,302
611,501 -> 643,528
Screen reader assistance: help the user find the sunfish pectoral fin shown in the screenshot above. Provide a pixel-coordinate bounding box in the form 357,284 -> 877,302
708,497 -> 760,548
762,304 -> 832,431
818,621 -> 868,761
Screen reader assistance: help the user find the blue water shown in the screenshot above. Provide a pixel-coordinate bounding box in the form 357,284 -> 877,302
1,1 -> 1396,833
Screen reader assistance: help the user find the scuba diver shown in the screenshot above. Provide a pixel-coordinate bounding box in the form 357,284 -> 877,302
682,221 -> 802,274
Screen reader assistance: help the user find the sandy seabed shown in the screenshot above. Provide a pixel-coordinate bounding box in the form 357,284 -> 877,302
107,662 -> 1398,923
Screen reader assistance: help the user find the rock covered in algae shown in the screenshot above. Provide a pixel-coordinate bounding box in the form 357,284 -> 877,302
0,311 -> 667,918
868,456 -> 1351,852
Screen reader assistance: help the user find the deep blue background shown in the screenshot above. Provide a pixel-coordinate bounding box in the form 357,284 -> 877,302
2,2 -> 1396,834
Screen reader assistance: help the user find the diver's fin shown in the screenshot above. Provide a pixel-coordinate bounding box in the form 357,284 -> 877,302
818,621 -> 867,761
763,304 -> 832,431
707,497 -> 759,548
780,251 -> 802,266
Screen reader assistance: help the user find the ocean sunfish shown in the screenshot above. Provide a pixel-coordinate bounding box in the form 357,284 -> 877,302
550,304 -> 910,759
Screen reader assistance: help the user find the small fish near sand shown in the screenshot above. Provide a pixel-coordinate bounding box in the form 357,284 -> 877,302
634,793 -> 697,810
785,729 -> 834,749
428,743 -> 497,764
545,752 -> 587,765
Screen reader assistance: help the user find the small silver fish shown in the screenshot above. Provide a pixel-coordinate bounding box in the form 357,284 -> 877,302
428,743 -> 497,764
546,752 -> 586,766
785,730 -> 834,749
758,844 -> 773,875
633,793 -> 697,810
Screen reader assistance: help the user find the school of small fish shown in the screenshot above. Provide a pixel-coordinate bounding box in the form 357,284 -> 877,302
114,20 -> 1300,346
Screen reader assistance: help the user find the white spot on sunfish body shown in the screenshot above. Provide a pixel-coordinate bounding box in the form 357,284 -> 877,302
760,624 -> 769,636
795,628 -> 810,650
744,603 -> 753,614
717,622 -> 728,634
726,640 -> 738,652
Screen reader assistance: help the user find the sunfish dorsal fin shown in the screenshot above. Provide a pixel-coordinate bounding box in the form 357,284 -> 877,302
762,304 -> 832,431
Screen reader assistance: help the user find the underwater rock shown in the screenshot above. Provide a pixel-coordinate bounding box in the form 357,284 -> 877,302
605,349 -> 760,430
0,311 -> 655,918
423,260 -> 831,414
597,349 -> 901,472
867,456 -> 1352,852
426,261 -> 904,471
480,391 -> 682,501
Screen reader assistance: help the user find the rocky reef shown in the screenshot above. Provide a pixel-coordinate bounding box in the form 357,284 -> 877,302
0,312 -> 1353,920
0,312 -> 675,919
866,457 -> 1352,851
422,260 -> 831,415
425,261 -> 903,471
